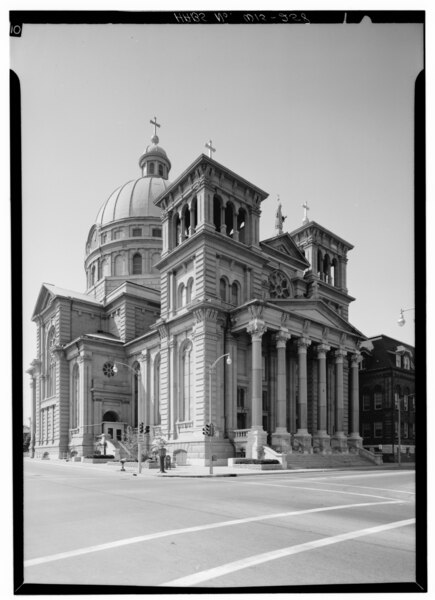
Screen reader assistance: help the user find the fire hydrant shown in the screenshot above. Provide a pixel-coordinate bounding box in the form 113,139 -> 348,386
120,459 -> 126,472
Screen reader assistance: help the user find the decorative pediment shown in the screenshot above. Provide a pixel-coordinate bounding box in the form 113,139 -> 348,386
32,283 -> 102,321
260,234 -> 310,268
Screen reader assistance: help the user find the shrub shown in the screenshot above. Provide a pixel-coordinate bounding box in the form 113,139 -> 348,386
234,458 -> 279,465
85,454 -> 115,459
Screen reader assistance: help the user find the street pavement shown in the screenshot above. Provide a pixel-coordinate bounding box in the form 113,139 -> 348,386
21,458 -> 417,590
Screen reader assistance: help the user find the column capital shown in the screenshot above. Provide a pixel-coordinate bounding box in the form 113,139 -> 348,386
247,319 -> 267,341
77,350 -> 92,363
297,337 -> 311,352
274,328 -> 291,348
350,351 -> 362,367
139,349 -> 150,363
316,343 -> 330,358
334,347 -> 347,362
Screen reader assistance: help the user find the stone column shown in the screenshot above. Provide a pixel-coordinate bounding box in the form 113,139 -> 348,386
331,347 -> 348,452
294,337 -> 312,453
168,336 -> 177,440
246,319 -> 267,458
78,350 -> 93,454
313,344 -> 331,453
138,350 -> 150,428
225,332 -> 237,435
272,329 -> 291,452
348,352 -> 363,451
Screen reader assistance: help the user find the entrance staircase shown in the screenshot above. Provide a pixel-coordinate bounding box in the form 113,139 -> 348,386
284,452 -> 378,470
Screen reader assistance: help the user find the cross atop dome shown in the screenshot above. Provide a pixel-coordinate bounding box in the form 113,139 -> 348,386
150,116 -> 161,144
302,201 -> 310,225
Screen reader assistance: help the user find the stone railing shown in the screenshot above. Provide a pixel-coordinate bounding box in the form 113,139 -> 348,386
177,421 -> 193,433
233,429 -> 250,440
359,446 -> 383,465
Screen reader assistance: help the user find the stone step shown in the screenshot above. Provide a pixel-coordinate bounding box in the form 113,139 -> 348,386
285,453 -> 375,469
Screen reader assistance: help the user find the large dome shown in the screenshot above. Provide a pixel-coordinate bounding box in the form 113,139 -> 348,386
95,176 -> 170,226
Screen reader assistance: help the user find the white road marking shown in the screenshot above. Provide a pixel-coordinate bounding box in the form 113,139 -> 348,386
24,500 -> 402,568
163,518 -> 415,587
298,481 -> 415,496
241,481 -> 404,501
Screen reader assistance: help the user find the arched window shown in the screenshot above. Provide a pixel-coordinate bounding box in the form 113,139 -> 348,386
231,281 -> 239,305
317,250 -> 324,280
213,196 -> 222,231
186,278 -> 194,304
225,203 -> 235,237
237,209 -> 247,243
220,278 -> 227,302
148,162 -> 155,175
323,254 -> 331,284
178,283 -> 185,308
174,213 -> 181,247
132,253 -> 142,275
154,354 -> 161,425
158,164 -> 164,177
46,328 -> 56,398
183,205 -> 191,238
102,258 -> 110,277
331,258 -> 338,287
114,255 -> 124,276
91,264 -> 96,286
71,364 -> 79,429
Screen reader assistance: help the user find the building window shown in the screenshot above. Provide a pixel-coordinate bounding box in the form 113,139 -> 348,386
403,395 -> 408,411
103,362 -> 115,377
374,389 -> 383,410
149,162 -> 155,175
362,391 -> 370,411
219,278 -> 227,302
396,355 -> 401,368
46,328 -> 56,398
362,422 -> 371,439
410,395 -> 415,411
237,388 -> 245,408
231,282 -> 239,305
101,233 -> 107,244
186,278 -> 194,304
403,423 -> 408,438
132,253 -> 142,275
152,228 -> 162,238
132,227 -> 142,237
403,355 -> 410,370
158,164 -> 164,177
374,422 -> 383,438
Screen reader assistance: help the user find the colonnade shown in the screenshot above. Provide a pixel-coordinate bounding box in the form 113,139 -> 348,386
246,318 -> 362,456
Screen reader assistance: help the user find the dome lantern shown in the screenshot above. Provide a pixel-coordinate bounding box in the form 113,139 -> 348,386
138,116 -> 171,178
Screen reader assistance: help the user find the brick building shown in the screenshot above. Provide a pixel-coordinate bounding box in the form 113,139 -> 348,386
359,335 -> 415,461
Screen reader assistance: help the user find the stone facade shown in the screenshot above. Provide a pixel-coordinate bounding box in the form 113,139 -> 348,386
28,125 -> 365,463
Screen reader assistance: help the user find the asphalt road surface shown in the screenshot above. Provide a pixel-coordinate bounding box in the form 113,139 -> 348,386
22,459 -> 416,590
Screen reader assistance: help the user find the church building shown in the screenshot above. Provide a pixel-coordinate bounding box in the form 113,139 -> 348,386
28,120 -> 366,464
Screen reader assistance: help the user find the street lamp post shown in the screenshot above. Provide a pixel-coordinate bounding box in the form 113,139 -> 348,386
113,361 -> 142,473
208,353 -> 231,475
397,307 -> 415,327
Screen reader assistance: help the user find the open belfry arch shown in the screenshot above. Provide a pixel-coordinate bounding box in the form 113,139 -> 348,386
28,119 -> 365,463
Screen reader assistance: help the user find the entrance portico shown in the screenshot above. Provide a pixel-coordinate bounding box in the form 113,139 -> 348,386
230,300 -> 364,458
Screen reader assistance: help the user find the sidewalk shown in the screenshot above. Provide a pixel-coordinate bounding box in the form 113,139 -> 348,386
32,458 -> 414,478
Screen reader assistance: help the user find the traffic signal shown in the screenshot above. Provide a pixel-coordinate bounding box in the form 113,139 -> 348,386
202,424 -> 210,436
139,422 -> 144,433
144,425 -> 150,434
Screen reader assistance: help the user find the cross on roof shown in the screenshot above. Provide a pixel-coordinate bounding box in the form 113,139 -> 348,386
205,140 -> 216,158
150,116 -> 161,136
302,201 -> 310,224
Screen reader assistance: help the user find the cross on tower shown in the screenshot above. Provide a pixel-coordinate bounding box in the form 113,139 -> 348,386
302,201 -> 310,224
205,140 -> 216,158
150,116 -> 161,136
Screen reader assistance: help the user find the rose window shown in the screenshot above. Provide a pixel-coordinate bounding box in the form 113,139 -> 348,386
103,362 -> 115,377
268,270 -> 291,298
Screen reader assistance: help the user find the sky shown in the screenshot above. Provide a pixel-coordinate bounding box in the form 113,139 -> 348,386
9,15 -> 423,424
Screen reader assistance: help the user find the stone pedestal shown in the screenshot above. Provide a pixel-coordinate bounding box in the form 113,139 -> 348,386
312,431 -> 331,454
293,431 -> 312,454
246,427 -> 267,459
347,434 -> 363,453
331,432 -> 348,453
271,429 -> 292,453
